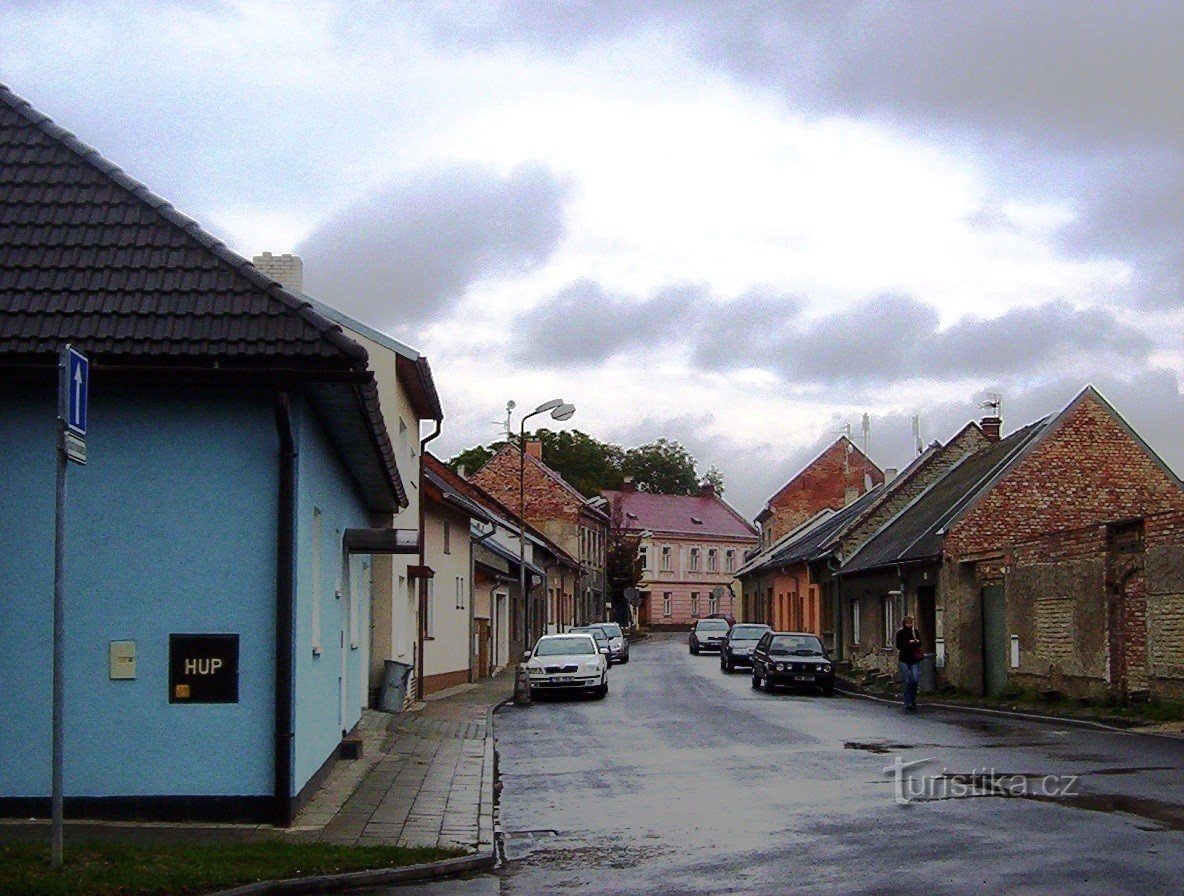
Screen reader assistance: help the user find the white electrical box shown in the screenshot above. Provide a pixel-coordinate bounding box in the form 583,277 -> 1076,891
1010,634 -> 1021,669
109,640 -> 136,680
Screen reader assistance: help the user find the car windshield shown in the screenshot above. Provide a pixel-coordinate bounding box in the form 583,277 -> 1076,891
593,623 -> 622,638
696,619 -> 730,631
730,625 -> 769,641
768,635 -> 825,656
571,628 -> 608,644
535,636 -> 596,656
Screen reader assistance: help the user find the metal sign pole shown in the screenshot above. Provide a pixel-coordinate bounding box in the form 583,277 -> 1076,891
51,348 -> 68,867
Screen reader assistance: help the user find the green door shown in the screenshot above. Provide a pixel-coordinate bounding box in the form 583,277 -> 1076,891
982,584 -> 1007,696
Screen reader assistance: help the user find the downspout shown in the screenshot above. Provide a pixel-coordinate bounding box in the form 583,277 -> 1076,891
470,524 -> 497,681
273,391 -> 297,827
417,419 -> 442,700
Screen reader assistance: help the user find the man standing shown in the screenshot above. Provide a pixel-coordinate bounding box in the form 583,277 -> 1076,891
896,616 -> 923,711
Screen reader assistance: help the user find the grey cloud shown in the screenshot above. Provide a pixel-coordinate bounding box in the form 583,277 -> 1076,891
764,296 -> 1150,385
299,161 -> 573,333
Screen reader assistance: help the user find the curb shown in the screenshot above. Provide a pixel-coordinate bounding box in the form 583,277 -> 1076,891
835,684 -> 1183,738
208,852 -> 496,896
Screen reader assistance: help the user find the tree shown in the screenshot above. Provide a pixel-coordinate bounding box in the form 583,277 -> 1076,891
531,429 -> 624,498
621,438 -> 701,495
448,443 -> 499,478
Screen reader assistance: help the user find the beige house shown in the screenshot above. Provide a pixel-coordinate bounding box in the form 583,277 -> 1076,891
253,253 -> 443,706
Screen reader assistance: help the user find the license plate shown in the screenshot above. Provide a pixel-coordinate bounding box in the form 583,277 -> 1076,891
553,676 -> 573,682
793,675 -> 815,682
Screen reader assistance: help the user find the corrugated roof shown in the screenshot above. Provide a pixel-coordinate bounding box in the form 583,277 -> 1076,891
601,488 -> 757,539
839,421 -> 1049,576
745,486 -> 882,572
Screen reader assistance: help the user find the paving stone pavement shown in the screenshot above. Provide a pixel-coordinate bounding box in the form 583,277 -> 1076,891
293,670 -> 514,853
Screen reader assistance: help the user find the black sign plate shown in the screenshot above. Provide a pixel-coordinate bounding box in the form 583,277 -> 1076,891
169,634 -> 239,703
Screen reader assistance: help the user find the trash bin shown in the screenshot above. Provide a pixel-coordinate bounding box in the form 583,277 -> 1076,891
918,653 -> 937,693
379,660 -> 413,712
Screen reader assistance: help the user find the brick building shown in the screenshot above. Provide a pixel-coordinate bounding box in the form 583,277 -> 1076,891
470,441 -> 608,633
839,387 -> 1184,699
602,481 -> 758,629
755,436 -> 884,549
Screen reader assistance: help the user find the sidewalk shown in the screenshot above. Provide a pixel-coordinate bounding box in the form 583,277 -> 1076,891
293,670 -> 514,852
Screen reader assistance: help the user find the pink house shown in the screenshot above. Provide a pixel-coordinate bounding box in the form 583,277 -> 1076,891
602,482 -> 758,629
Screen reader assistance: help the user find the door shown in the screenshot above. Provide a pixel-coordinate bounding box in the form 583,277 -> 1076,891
477,619 -> 491,678
916,585 -> 936,651
981,584 -> 1007,696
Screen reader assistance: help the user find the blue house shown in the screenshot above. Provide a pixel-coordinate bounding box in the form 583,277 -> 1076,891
0,85 -> 407,823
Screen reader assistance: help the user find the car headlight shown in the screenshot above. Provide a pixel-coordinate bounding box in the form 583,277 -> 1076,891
581,663 -> 601,673
817,664 -> 830,672
774,662 -> 785,672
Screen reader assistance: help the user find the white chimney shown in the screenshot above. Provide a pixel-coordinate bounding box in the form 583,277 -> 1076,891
253,251 -> 304,292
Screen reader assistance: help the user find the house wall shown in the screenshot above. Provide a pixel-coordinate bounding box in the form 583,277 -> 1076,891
642,533 -> 752,627
0,385 -> 278,806
291,394 -> 373,795
421,501 -> 473,694
764,439 -> 883,543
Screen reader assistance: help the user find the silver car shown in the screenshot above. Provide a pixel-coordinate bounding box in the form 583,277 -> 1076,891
589,622 -> 629,663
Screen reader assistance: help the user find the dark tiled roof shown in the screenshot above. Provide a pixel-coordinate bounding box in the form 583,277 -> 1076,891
0,84 -> 364,368
0,84 -> 405,511
600,489 -> 757,539
839,421 -> 1049,575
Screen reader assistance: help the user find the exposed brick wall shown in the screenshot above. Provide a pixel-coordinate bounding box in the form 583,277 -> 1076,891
472,446 -> 584,530
946,392 -> 1184,558
765,438 -> 884,542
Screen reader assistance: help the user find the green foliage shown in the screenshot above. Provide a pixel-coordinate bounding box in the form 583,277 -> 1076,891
606,526 -> 645,597
447,429 -> 726,499
0,840 -> 462,896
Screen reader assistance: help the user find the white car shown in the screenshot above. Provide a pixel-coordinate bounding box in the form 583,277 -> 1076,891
524,633 -> 609,699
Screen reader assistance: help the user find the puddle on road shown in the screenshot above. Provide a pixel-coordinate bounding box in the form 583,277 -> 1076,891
1025,792 -> 1184,832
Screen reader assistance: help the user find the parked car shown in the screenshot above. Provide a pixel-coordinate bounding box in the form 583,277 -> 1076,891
689,617 -> 731,654
750,631 -> 834,695
569,626 -> 614,666
719,623 -> 772,672
524,633 -> 609,698
589,621 -> 629,663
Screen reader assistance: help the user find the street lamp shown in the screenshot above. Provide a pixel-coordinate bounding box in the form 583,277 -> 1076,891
516,399 -> 576,659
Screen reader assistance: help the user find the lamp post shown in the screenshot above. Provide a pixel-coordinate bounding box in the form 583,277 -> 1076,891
515,399 -> 575,657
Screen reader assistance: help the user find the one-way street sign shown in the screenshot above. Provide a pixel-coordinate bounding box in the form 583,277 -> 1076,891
65,346 -> 88,435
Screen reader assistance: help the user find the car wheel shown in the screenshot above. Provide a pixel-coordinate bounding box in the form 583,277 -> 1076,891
751,671 -> 761,689
822,684 -> 835,697
595,679 -> 608,699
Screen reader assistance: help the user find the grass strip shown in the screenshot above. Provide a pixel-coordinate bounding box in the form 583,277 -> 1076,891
0,839 -> 465,896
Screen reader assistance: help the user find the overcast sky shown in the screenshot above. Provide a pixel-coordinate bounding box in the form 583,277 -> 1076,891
6,1 -> 1183,517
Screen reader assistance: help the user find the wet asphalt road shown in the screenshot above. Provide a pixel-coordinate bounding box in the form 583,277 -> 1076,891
486,632 -> 1184,896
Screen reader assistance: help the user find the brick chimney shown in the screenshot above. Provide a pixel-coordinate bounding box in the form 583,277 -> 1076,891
252,251 -> 304,292
700,482 -> 715,497
981,416 -> 1002,443
622,477 -> 637,493
525,440 -> 543,460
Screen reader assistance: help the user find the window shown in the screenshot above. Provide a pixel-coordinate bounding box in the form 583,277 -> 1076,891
725,549 -> 736,572
663,592 -> 672,617
638,545 -> 649,570
690,592 -> 700,617
707,548 -> 718,572
708,590 -> 718,615
311,507 -> 323,654
882,595 -> 897,648
689,548 -> 700,571
852,598 -> 860,645
444,521 -> 451,555
661,546 -> 672,571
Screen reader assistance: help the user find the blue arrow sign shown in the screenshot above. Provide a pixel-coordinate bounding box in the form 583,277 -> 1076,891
66,346 -> 88,435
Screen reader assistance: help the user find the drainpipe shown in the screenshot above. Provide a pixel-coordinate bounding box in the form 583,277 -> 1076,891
417,420 -> 442,700
273,391 -> 297,827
